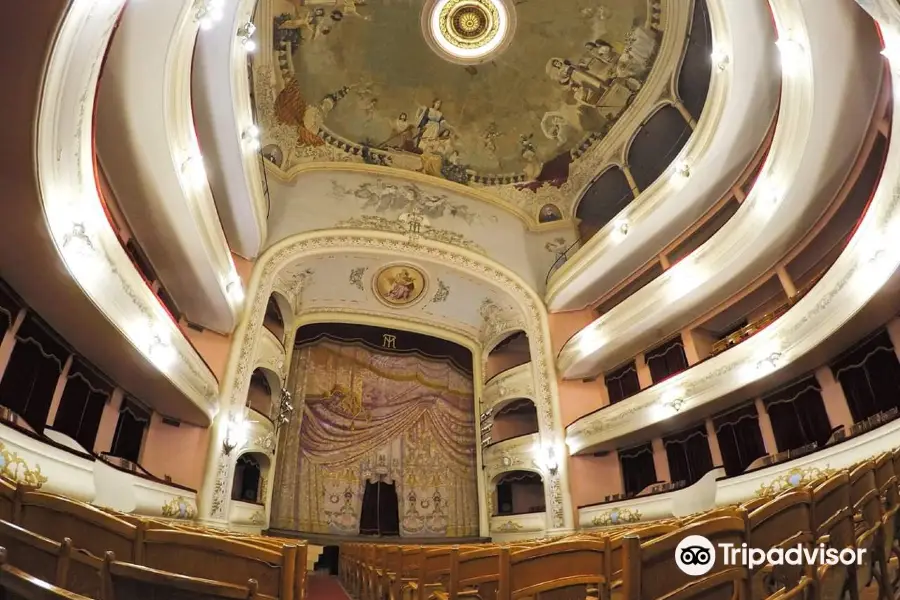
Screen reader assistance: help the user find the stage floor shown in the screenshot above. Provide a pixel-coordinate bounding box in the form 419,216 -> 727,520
265,528 -> 490,546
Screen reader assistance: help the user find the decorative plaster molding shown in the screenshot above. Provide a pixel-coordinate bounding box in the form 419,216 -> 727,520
256,327 -> 287,382
481,362 -> 535,411
203,231 -> 572,529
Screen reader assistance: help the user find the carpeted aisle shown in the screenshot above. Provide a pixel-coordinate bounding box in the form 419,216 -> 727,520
308,573 -> 352,600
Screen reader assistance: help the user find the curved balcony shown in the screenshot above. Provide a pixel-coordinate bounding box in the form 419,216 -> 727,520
481,362 -> 534,414
193,0 -> 268,259
547,0 -> 780,310
482,432 -> 542,482
490,512 -> 547,539
560,0 -> 884,380
96,0 -> 240,333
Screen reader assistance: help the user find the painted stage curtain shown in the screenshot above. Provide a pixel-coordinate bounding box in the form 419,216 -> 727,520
271,339 -> 478,537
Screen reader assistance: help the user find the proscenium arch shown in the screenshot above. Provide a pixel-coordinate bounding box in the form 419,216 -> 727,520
204,230 -> 570,530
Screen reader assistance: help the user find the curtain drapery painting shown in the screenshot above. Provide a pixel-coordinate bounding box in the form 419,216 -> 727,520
271,337 -> 478,537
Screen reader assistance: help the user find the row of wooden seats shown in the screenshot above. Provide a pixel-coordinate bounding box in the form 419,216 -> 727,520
342,448 -> 900,600
0,480 -> 307,599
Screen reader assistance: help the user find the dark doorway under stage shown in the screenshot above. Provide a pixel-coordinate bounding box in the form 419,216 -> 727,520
359,481 -> 400,536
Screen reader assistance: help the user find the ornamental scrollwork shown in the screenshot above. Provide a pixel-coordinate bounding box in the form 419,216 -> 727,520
590,507 -> 643,527
754,466 -> 835,498
161,496 -> 197,520
494,519 -> 524,533
0,442 -> 48,490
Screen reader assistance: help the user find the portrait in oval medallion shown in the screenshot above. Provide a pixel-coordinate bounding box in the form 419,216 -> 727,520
373,264 -> 428,307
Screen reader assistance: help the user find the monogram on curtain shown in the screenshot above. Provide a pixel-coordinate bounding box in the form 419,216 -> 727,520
271,339 -> 479,537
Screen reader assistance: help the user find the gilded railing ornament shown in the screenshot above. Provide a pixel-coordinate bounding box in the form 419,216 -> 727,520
161,496 -> 197,520
0,442 -> 48,490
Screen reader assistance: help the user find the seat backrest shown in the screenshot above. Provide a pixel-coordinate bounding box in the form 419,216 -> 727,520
849,461 -> 883,530
0,548 -> 92,600
456,546 -> 504,600
102,551 -> 259,600
621,516 -> 748,600
140,528 -> 294,600
499,539 -> 607,600
748,489 -> 812,551
400,546 -> 422,578
608,523 -> 678,582
17,491 -> 140,563
811,472 -> 854,549
0,479 -> 17,523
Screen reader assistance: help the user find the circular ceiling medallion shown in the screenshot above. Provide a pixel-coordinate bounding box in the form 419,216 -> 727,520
422,0 -> 516,65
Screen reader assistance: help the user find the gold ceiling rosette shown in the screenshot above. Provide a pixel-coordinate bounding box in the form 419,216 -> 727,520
439,0 -> 500,51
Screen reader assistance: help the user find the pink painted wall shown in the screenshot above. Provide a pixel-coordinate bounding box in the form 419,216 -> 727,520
485,334 -> 531,381
179,322 -> 232,382
247,378 -> 273,417
815,366 -> 854,429
511,482 -> 545,513
139,412 -> 211,490
558,377 -> 608,427
548,309 -> 595,354
490,411 -> 538,443
568,453 -> 623,508
94,389 -> 124,454
233,254 -> 255,286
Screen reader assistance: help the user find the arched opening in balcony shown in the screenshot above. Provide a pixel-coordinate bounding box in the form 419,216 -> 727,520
485,330 -> 530,381
493,470 -> 545,516
231,452 -> 270,504
489,399 -> 538,444
263,293 -> 291,344
575,166 -> 633,242
247,368 -> 279,421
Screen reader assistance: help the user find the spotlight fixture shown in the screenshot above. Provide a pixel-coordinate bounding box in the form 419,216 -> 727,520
222,414 -> 249,455
710,49 -> 729,71
242,125 -> 261,150
197,0 -> 226,30
775,38 -> 805,74
238,23 -> 257,51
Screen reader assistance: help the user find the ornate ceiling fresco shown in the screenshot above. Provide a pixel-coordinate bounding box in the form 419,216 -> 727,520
254,0 -> 676,222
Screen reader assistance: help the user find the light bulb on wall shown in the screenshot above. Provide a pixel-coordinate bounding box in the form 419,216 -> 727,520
776,38 -> 805,75
197,0 -> 226,30
238,22 -> 257,52
612,218 -> 630,241
710,49 -> 729,71
181,154 -> 207,191
226,275 -> 245,304
673,161 -> 691,179
242,125 -> 261,151
223,413 -> 249,455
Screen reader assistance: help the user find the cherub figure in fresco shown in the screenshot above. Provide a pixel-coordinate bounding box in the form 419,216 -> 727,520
386,270 -> 416,302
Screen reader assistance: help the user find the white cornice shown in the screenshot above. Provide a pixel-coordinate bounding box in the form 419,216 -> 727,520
35,0 -> 218,418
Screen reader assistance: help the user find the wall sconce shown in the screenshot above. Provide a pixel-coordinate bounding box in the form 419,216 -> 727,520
613,219 -> 630,239
545,447 -> 559,475
710,49 -> 729,71
775,38 -> 805,75
222,414 -> 249,455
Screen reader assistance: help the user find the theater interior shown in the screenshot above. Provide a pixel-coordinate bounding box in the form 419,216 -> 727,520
1,0 -> 900,598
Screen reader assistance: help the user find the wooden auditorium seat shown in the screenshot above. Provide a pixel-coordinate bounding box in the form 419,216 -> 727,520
497,539 -> 608,600
16,491 -> 144,564
0,520 -> 103,598
0,548 -> 92,600
101,551 -> 260,600
139,528 -> 298,600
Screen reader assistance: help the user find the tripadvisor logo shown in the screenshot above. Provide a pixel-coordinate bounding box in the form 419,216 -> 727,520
675,535 -> 866,576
